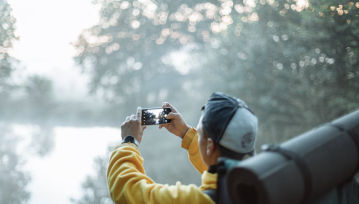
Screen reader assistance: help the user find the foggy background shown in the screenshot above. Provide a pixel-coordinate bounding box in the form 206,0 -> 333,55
1,0 -> 358,203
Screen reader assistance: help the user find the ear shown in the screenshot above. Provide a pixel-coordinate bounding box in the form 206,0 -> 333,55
206,138 -> 216,156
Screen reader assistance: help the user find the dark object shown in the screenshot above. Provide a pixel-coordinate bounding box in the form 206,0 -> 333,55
308,178 -> 359,204
218,110 -> 359,204
141,107 -> 171,125
121,135 -> 139,147
204,160 -> 239,203
203,189 -> 216,202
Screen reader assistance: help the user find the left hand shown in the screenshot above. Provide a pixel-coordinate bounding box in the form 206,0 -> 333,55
121,114 -> 146,143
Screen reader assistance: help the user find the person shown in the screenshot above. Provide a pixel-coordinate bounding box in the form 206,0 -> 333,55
106,92 -> 258,203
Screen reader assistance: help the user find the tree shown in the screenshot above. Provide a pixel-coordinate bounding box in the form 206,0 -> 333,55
0,1 -> 31,203
71,156 -> 112,204
0,124 -> 31,204
74,0 -> 359,202
73,2 -> 228,201
192,0 -> 359,143
0,0 -> 17,105
75,0 -> 183,117
74,0 -> 244,119
22,75 -> 55,122
0,2 -> 49,203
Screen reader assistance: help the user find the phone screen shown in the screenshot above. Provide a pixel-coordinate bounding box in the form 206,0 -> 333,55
141,108 -> 171,125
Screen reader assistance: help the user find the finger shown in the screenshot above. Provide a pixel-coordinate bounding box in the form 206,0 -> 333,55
162,102 -> 169,108
162,102 -> 178,113
136,107 -> 141,120
130,114 -> 139,124
166,112 -> 179,120
159,123 -> 169,130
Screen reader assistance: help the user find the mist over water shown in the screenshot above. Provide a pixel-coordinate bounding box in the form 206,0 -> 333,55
19,126 -> 120,204
1,0 -> 359,203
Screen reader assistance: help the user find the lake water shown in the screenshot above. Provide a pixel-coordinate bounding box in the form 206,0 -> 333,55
6,124 -> 201,204
13,125 -> 121,204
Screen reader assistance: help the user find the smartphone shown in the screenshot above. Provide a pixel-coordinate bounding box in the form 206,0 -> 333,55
141,107 -> 171,125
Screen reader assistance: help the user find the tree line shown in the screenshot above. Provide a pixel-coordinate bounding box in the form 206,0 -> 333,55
1,0 -> 358,203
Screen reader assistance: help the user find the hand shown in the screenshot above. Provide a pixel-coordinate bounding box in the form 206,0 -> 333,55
159,102 -> 190,139
121,114 -> 146,143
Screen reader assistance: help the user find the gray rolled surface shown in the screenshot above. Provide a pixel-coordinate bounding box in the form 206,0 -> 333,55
227,110 -> 359,204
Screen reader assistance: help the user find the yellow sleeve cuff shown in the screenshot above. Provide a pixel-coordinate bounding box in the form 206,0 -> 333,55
181,127 -> 197,150
200,171 -> 217,191
114,142 -> 139,151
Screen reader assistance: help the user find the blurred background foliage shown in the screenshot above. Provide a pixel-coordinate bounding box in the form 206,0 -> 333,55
72,0 -> 359,202
1,1 -> 31,203
74,0 -> 359,143
1,0 -> 359,203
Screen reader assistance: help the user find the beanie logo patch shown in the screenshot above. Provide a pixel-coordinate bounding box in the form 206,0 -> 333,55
241,133 -> 254,149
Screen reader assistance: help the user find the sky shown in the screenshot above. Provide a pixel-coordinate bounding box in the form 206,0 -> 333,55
8,0 -> 99,100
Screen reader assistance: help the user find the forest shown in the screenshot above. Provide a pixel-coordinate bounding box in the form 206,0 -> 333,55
0,0 -> 358,203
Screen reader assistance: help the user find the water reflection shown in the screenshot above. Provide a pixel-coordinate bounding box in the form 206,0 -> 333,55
0,123 -> 31,204
1,124 -> 120,204
27,125 -> 55,157
70,156 -> 112,204
0,120 -> 200,203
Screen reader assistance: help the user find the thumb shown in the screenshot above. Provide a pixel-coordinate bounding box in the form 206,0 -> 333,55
136,106 -> 142,120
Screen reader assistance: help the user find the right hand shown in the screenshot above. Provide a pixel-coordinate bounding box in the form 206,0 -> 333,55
159,102 -> 190,139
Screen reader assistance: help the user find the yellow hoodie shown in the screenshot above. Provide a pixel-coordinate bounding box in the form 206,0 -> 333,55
107,128 -> 216,204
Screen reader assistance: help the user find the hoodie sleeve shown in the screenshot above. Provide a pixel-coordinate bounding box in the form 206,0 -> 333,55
181,128 -> 208,174
107,143 -> 213,204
